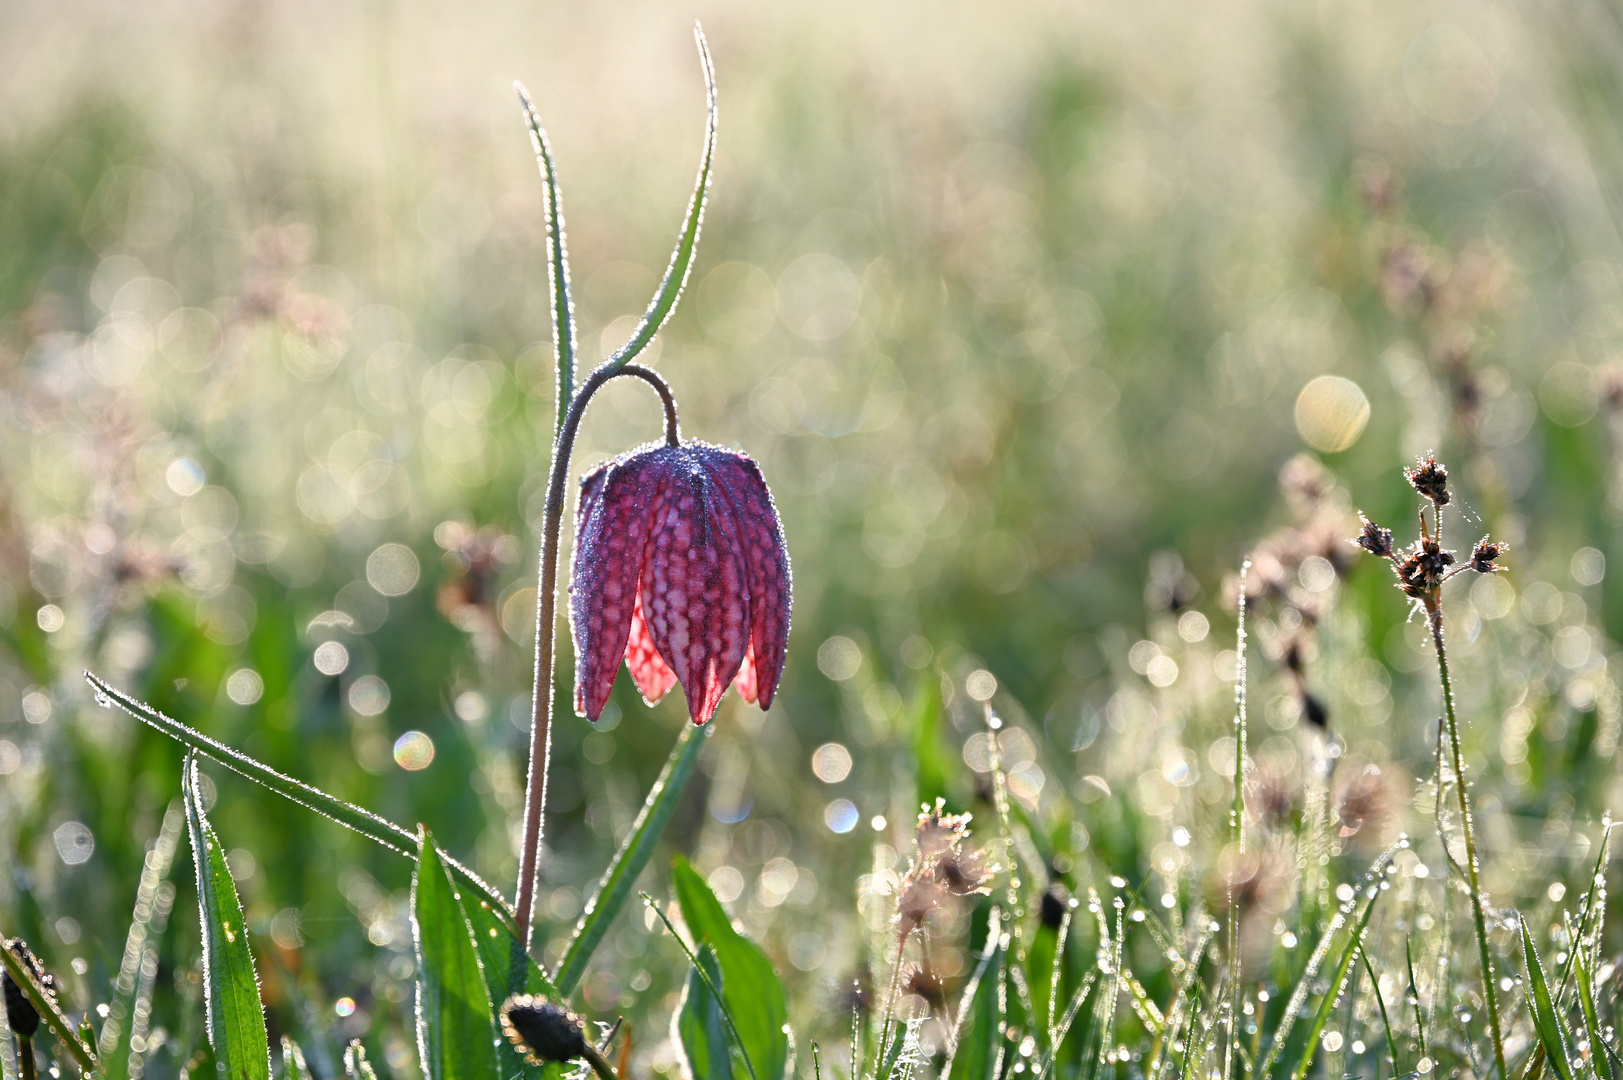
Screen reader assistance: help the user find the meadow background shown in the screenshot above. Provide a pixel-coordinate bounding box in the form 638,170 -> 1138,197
5,0 -> 1623,1075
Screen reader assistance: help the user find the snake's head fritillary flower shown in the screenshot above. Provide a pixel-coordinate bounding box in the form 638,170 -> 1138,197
569,440 -> 791,725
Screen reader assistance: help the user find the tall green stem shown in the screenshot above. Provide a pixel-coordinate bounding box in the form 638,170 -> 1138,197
514,362 -> 680,950
1429,603 -> 1506,1080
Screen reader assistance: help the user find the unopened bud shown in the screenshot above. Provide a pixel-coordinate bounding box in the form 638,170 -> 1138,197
3,938 -> 58,1039
500,995 -> 590,1065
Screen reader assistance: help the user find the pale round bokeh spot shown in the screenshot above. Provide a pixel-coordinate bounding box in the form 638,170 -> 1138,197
1572,547 -> 1606,586
393,730 -> 435,771
817,636 -> 862,681
348,675 -> 391,716
811,742 -> 853,783
1403,24 -> 1497,125
367,543 -> 420,596
1294,376 -> 1370,452
314,640 -> 350,676
226,668 -> 264,705
965,669 -> 998,702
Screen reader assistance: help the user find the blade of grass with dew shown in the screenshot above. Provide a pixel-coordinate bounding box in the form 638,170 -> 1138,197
511,81 -> 576,429
0,935 -> 96,1073
671,857 -> 787,1080
1257,839 -> 1401,1079
1147,925 -> 1214,1080
1521,914 -> 1578,1080
943,914 -> 1006,1080
1036,970 -> 1099,1080
1041,907 -> 1073,1055
98,799 -> 184,1080
281,1037 -> 312,1080
676,945 -> 734,1080
604,24 -> 717,375
87,673 -> 519,922
182,753 -> 270,1080
645,895 -> 761,1080
1288,879 -> 1384,1080
1405,938 -> 1428,1068
411,830 -> 501,1080
1361,945 -> 1400,1080
343,1040 -> 378,1080
1573,947 -> 1615,1080
1228,559 -> 1250,1080
555,722 -> 707,996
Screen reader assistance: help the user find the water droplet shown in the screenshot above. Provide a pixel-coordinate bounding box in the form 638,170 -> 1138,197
94,690 -> 113,709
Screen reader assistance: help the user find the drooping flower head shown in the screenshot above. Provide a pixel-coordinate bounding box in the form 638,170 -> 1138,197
570,440 -> 791,725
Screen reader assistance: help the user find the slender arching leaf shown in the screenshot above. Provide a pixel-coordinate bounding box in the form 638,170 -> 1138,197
86,673 -> 516,923
183,753 -> 271,1080
411,830 -> 502,1080
99,800 -> 185,1080
677,945 -> 735,1080
513,80 -> 576,430
556,722 -> 708,996
280,1037 -> 312,1080
0,931 -> 98,1073
671,858 -> 788,1080
1521,914 -> 1578,1080
604,23 -> 718,375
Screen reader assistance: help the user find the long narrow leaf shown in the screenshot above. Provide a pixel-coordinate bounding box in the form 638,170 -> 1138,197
671,858 -> 788,1080
646,897 -> 761,1080
557,722 -> 707,995
1521,914 -> 1578,1080
87,673 -> 515,919
99,800 -> 185,1080
512,81 -> 576,429
0,936 -> 96,1073
604,24 -> 718,374
677,946 -> 734,1080
1289,881 -> 1386,1080
412,830 -> 501,1080
183,753 -> 271,1080
943,921 -> 1006,1080
1574,949 -> 1616,1080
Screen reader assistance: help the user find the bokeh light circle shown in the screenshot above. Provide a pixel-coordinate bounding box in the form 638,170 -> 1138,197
393,730 -> 435,771
1294,376 -> 1370,452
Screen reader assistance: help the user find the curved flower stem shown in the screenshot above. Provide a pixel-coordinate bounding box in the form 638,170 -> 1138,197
515,360 -> 681,949
1429,602 -> 1506,1080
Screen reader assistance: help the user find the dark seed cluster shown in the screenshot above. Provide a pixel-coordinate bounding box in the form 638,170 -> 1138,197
1349,455 -> 1503,603
1405,453 -> 1450,506
1395,538 -> 1456,599
3,938 -> 58,1039
500,995 -> 591,1065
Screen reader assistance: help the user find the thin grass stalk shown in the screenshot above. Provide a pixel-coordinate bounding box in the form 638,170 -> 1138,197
514,362 -> 680,949
1226,560 -> 1250,1080
1429,603 -> 1507,1080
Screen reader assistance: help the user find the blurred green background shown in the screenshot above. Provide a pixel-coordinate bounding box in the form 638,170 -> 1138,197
6,0 -> 1623,1074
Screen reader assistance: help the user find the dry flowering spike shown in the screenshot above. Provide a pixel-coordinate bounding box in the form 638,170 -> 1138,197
1405,452 -> 1450,506
1469,536 -> 1507,574
1395,537 -> 1455,599
570,439 -> 792,725
896,799 -> 993,940
1352,514 -> 1394,559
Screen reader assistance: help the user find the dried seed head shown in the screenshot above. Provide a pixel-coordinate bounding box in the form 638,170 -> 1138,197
500,996 -> 591,1065
1351,514 -> 1394,559
936,848 -> 993,897
1300,691 -> 1329,730
1039,885 -> 1068,930
915,800 -> 972,859
1394,537 -> 1454,599
1404,453 -> 1450,506
896,877 -> 946,940
3,938 -> 58,1039
1468,536 -> 1506,574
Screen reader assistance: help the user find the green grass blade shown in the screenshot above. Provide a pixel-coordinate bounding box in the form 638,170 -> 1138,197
676,945 -> 734,1080
99,800 -> 185,1080
943,912 -> 1006,1080
411,829 -> 502,1080
645,895 -> 760,1080
555,722 -> 707,996
343,1040 -> 379,1080
1288,880 -> 1384,1080
0,936 -> 97,1073
1521,914 -> 1578,1080
1361,945 -> 1400,1080
671,857 -> 787,1080
1573,948 -> 1615,1080
87,672 -> 516,920
182,753 -> 271,1080
281,1036 -> 312,1080
1405,938 -> 1428,1064
603,24 -> 717,375
512,80 -> 576,429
